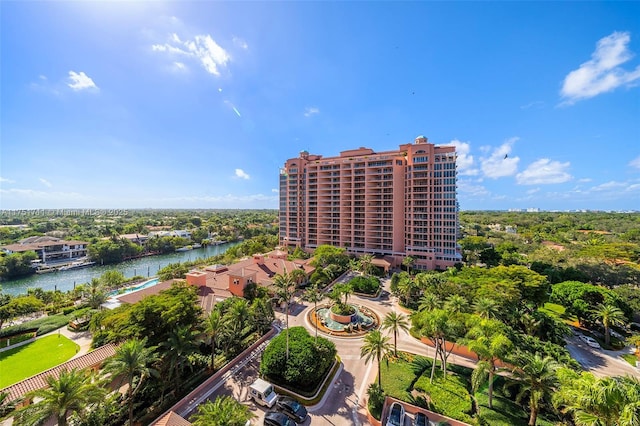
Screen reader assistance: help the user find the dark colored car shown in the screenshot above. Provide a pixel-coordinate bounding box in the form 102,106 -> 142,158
276,396 -> 308,423
414,412 -> 428,426
264,411 -> 297,426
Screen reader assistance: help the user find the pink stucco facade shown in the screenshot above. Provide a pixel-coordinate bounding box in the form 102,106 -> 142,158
279,136 -> 460,271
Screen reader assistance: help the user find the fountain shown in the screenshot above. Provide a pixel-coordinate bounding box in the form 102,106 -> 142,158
312,304 -> 379,335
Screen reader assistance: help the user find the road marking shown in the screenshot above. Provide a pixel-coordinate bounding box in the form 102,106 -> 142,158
352,357 -> 375,426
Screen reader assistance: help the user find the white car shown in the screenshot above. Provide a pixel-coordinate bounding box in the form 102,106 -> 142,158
581,336 -> 601,349
386,402 -> 405,426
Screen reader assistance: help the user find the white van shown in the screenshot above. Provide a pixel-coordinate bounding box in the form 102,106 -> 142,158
249,378 -> 278,408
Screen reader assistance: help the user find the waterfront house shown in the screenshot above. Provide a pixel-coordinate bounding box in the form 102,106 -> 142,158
1,236 -> 89,264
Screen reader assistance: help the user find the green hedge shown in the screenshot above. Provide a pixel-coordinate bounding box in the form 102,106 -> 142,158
348,275 -> 380,295
0,307 -> 92,338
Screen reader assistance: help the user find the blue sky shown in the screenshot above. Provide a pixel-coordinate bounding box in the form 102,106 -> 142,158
1,2 -> 639,212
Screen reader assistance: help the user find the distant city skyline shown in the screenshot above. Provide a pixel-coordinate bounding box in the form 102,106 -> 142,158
1,2 -> 639,211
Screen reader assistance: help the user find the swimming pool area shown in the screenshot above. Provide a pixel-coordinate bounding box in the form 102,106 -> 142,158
102,278 -> 160,309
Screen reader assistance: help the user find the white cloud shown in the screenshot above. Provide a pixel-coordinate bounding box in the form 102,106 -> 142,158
0,177 -> 16,184
271,188 -> 279,193
39,178 -> 52,188
172,61 -> 187,71
629,155 -> 640,170
304,107 -> 320,117
516,159 -> 572,185
153,33 -> 231,76
520,101 -> 544,110
480,137 -> 520,179
457,179 -> 489,197
446,139 -> 478,176
235,169 -> 250,180
560,31 -> 640,104
577,178 -> 593,183
526,188 -> 540,195
67,71 -> 99,91
232,36 -> 248,50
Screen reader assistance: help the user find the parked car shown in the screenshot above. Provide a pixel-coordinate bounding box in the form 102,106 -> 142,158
264,411 -> 297,426
275,396 -> 308,423
414,412 -> 428,426
582,335 -> 601,349
386,402 -> 405,426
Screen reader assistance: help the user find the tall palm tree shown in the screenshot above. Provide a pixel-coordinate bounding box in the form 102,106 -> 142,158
381,312 -> 410,356
509,353 -> 559,426
191,395 -> 256,426
85,278 -> 107,309
15,368 -> 105,426
273,272 -> 296,360
444,294 -> 469,314
103,338 -> 159,426
465,320 -> 513,408
360,254 -> 374,276
304,284 -> 325,344
229,298 -> 251,334
473,297 -> 499,319
402,256 -> 415,275
592,304 -> 626,346
160,325 -> 199,392
360,330 -> 392,388
204,309 -> 224,370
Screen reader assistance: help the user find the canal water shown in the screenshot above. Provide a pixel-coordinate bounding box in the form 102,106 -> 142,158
1,242 -> 239,296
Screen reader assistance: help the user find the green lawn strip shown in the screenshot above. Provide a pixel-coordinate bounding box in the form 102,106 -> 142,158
414,371 -> 473,423
0,335 -> 79,388
539,303 -> 577,324
474,387 -> 555,426
621,353 -> 638,366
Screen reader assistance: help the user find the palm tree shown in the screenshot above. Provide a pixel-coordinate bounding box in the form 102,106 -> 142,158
360,254 -> 374,276
191,395 -> 256,426
204,309 -> 224,370
304,284 -> 325,344
103,338 -> 159,426
360,330 -> 392,388
273,272 -> 296,360
160,325 -> 199,392
15,368 -> 105,426
555,372 -> 640,426
418,293 -> 440,312
592,304 -> 626,346
444,294 -> 469,314
381,312 -> 410,356
250,296 -> 274,335
229,298 -> 251,334
85,278 -> 107,309
465,320 -> 513,408
473,298 -> 499,319
509,353 -> 559,426
402,256 -> 415,275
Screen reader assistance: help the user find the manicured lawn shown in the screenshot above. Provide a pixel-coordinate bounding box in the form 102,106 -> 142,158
379,352 -> 558,426
621,353 -> 638,366
539,302 -> 578,324
0,335 -> 79,388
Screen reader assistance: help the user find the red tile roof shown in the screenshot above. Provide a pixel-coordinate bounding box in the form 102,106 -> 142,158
152,411 -> 192,426
0,343 -> 117,401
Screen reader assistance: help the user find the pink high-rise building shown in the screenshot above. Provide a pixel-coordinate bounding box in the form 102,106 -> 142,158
279,136 -> 461,271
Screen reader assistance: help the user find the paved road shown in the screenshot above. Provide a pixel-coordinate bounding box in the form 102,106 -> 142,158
565,335 -> 640,378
